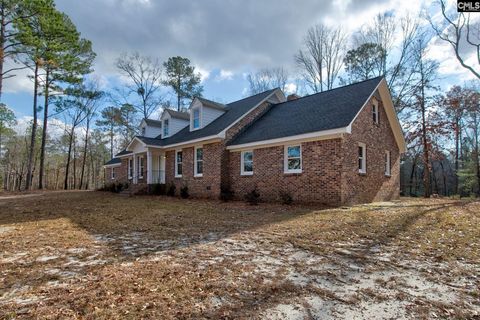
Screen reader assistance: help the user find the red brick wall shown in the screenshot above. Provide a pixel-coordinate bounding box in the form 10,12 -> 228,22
163,100 -> 275,199
165,142 -> 223,198
228,139 -> 343,205
340,94 -> 400,204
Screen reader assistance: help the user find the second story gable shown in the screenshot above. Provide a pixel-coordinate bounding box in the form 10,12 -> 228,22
188,97 -> 227,131
160,109 -> 189,138
139,119 -> 162,138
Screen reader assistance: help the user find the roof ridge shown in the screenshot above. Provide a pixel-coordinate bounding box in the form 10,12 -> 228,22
197,96 -> 225,106
226,88 -> 277,106
274,77 -> 383,106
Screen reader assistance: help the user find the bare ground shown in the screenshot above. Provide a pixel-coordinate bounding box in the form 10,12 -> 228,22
0,191 -> 479,319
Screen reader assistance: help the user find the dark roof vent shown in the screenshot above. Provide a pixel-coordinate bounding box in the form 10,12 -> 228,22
287,94 -> 300,101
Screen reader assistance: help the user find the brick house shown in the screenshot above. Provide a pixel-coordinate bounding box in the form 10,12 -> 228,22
104,77 -> 406,205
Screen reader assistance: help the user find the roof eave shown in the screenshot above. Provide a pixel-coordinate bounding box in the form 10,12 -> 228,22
226,127 -> 349,151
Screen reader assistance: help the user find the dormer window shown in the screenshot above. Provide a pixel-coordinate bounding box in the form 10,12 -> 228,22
163,119 -> 169,137
192,108 -> 200,129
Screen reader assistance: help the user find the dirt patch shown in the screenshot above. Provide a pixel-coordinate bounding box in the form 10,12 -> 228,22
0,191 -> 479,319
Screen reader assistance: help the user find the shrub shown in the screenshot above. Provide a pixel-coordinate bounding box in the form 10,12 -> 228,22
116,183 -> 124,193
244,188 -> 260,205
279,190 -> 293,205
104,183 -> 117,193
180,185 -> 189,199
220,186 -> 234,202
149,183 -> 166,195
167,182 -> 176,197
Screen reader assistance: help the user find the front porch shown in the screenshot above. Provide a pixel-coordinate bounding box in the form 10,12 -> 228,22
123,139 -> 166,186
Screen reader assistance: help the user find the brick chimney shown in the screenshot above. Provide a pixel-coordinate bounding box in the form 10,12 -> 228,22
287,94 -> 300,101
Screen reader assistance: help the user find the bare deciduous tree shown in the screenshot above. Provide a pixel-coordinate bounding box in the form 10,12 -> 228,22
428,0 -> 479,79
115,52 -> 163,118
353,13 -> 420,113
295,24 -> 347,92
246,67 -> 288,94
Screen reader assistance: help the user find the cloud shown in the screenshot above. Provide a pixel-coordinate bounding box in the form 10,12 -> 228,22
215,69 -> 234,81
284,83 -> 297,94
195,66 -> 210,83
3,66 -> 34,95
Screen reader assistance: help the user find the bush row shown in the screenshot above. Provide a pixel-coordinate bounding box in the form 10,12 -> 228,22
100,182 -> 294,205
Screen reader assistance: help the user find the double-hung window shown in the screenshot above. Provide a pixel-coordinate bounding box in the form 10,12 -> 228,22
175,150 -> 183,177
241,151 -> 253,175
358,143 -> 366,174
128,158 -> 133,179
163,119 -> 169,137
111,167 -> 115,180
194,146 -> 203,177
192,108 -> 200,129
385,151 -> 391,176
284,145 -> 302,173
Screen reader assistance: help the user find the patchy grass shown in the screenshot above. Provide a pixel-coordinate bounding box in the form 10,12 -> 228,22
0,191 -> 479,319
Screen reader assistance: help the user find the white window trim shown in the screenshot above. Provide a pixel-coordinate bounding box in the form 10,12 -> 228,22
284,144 -> 302,174
240,150 -> 253,176
128,158 -> 133,179
373,101 -> 379,124
191,107 -> 201,131
385,150 -> 391,176
138,156 -> 144,178
111,167 -> 115,180
358,143 -> 366,174
194,146 -> 203,177
175,149 -> 183,178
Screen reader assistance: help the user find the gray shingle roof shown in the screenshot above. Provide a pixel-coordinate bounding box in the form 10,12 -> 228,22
139,88 -> 277,147
115,150 -> 132,156
165,109 -> 190,120
104,158 -> 121,166
144,118 -> 162,127
228,77 -> 383,146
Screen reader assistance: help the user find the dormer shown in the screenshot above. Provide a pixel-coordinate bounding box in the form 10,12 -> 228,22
160,109 -> 189,138
189,97 -> 226,131
139,118 -> 162,138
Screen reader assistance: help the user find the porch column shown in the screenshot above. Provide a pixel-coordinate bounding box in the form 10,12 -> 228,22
132,153 -> 137,184
147,149 -> 152,184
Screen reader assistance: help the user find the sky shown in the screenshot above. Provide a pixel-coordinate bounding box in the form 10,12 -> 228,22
2,0 -> 478,132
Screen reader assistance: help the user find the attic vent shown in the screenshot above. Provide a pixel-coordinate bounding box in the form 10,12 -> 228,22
287,94 -> 300,101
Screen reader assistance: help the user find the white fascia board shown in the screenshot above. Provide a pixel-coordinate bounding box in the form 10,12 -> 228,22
159,135 -> 222,150
116,153 -> 133,158
226,127 -> 348,151
125,137 -> 146,151
103,163 -> 121,168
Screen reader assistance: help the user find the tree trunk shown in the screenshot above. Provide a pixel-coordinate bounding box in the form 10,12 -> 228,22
73,134 -> 77,189
64,128 -> 74,190
0,4 -> 5,100
79,119 -> 90,189
454,116 -> 460,195
110,123 -> 114,159
420,74 -> 430,198
38,67 -> 50,189
177,74 -> 181,111
25,61 -> 39,190
473,112 -> 480,196
409,155 -> 417,196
